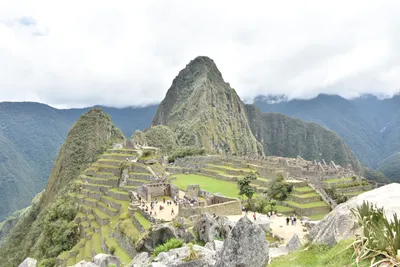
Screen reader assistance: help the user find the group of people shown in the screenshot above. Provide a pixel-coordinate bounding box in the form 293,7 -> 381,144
138,195 -> 180,218
286,214 -> 297,225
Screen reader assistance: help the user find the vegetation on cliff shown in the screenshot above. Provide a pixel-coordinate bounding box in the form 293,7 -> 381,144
151,56 -> 261,156
144,125 -> 178,153
245,105 -> 363,173
0,108 -> 125,267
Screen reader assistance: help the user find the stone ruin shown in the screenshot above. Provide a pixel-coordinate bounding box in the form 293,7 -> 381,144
136,179 -> 178,202
178,185 -> 242,217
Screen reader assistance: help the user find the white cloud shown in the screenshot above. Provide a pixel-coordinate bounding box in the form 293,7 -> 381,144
1,0 -> 400,108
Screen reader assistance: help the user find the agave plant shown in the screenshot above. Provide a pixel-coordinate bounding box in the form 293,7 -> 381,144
350,201 -> 400,266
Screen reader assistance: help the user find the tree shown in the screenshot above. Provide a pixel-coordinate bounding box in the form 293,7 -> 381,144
237,172 -> 257,207
265,172 -> 293,201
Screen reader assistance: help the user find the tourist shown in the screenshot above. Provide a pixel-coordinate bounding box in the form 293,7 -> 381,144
171,208 -> 174,215
286,217 -> 290,226
163,197 -> 165,203
253,213 -> 257,221
293,215 -> 297,226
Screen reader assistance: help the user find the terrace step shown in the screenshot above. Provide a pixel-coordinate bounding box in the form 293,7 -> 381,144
120,185 -> 138,193
97,159 -> 123,167
106,148 -> 137,155
126,179 -> 147,187
80,175 -> 119,187
293,187 -> 315,195
129,172 -> 152,181
100,225 -> 132,264
106,188 -> 130,201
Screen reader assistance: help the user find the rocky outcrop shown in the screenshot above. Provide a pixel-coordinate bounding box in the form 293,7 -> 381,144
310,183 -> 400,245
18,258 -> 37,267
138,224 -> 178,252
193,213 -> 234,243
71,261 -> 99,267
151,245 -> 217,267
93,254 -> 120,267
215,216 -> 269,267
130,252 -> 149,267
286,234 -> 302,252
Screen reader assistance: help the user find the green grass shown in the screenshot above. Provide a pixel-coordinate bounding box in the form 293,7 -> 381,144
206,164 -> 253,172
101,225 -> 132,264
92,232 -> 103,254
269,239 -> 370,267
291,192 -> 319,198
84,239 -> 92,261
108,187 -> 129,195
275,205 -> 295,213
343,191 -> 365,196
324,177 -> 353,183
171,174 -> 240,198
286,201 -> 329,208
202,168 -> 242,178
309,214 -> 327,220
134,212 -> 151,230
294,187 -> 314,192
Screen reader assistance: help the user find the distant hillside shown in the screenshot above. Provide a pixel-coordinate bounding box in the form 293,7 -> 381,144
152,56 -> 361,172
254,94 -> 400,181
0,103 -> 156,220
0,108 -> 124,267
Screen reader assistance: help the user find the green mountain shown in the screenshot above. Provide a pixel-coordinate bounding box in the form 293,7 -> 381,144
245,105 -> 362,173
152,56 -> 361,172
0,108 -> 124,267
0,103 -> 156,220
152,56 -> 261,155
377,152 -> 400,182
255,94 -> 400,181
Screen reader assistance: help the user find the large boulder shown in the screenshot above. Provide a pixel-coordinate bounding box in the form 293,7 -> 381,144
139,224 -> 178,252
215,216 -> 269,267
286,234 -> 302,252
130,252 -> 149,267
310,183 -> 400,246
93,254 -> 120,267
152,245 -> 217,267
18,258 -> 37,267
193,213 -> 234,243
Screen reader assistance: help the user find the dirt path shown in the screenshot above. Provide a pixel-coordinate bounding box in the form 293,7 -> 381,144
228,212 -> 308,245
139,191 -> 187,221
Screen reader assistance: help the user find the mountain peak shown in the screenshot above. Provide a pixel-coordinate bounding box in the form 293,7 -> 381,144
152,56 -> 261,155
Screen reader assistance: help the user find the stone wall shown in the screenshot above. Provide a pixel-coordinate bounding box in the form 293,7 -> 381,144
178,199 -> 242,217
336,185 -> 372,193
112,225 -> 138,258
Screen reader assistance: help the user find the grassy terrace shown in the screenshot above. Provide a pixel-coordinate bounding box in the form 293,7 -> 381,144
134,212 -> 151,230
286,201 -> 329,208
206,164 -> 253,172
291,192 -> 319,198
294,187 -> 314,193
202,168 -> 243,178
324,177 -> 353,183
171,174 -> 240,198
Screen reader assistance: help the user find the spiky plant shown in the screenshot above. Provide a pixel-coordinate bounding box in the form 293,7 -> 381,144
183,243 -> 200,262
350,201 -> 400,266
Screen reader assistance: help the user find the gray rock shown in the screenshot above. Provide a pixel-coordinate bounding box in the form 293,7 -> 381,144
204,242 -> 214,251
18,258 -> 37,267
268,246 -> 289,264
286,234 -> 302,252
152,245 -> 217,267
215,216 -> 269,267
310,183 -> 400,246
193,213 -> 234,243
92,254 -> 120,267
140,224 -> 178,252
70,261 -> 99,267
213,240 -> 224,253
131,252 -> 149,267
254,219 -> 270,232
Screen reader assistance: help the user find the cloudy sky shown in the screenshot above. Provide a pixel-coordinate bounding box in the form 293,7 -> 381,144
1,0 -> 400,108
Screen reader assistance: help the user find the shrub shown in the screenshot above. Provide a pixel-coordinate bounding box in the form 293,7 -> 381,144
142,151 -> 152,157
168,147 -> 206,163
152,238 -> 184,256
183,243 -> 200,262
38,258 -> 56,267
109,246 -> 116,255
351,201 -> 400,265
265,173 -> 293,201
325,188 -> 348,204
